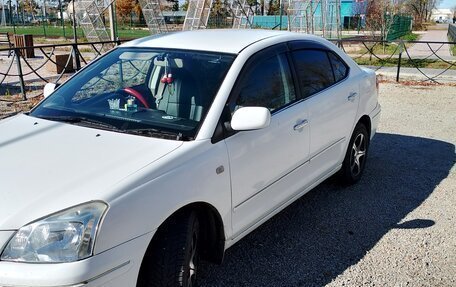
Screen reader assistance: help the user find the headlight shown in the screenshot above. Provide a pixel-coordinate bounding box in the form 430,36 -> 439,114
0,201 -> 107,263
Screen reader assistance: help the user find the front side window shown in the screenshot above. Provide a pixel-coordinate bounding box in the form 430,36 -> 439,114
292,49 -> 335,98
233,53 -> 296,113
30,48 -> 235,140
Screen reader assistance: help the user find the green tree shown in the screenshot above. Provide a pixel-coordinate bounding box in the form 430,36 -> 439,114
21,0 -> 38,20
133,0 -> 144,24
163,0 -> 179,11
181,0 -> 189,11
365,0 -> 400,41
116,0 -> 135,24
267,0 -> 280,15
404,0 -> 440,28
209,0 -> 231,27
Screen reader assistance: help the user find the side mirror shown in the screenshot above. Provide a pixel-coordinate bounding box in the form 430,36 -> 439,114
43,83 -> 57,98
231,107 -> 271,131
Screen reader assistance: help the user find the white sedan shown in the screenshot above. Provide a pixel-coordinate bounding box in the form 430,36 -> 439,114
0,29 -> 380,287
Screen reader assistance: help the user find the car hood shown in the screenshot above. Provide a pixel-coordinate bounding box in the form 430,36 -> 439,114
0,114 -> 183,230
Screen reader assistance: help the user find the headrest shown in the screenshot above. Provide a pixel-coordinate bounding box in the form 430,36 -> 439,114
154,58 -> 184,68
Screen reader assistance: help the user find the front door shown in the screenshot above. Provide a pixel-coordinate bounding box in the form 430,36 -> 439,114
224,45 -> 310,238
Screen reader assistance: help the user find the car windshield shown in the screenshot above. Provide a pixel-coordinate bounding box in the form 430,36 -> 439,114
30,48 -> 235,140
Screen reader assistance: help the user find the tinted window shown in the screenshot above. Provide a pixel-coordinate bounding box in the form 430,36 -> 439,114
328,52 -> 348,82
234,53 -> 296,113
292,49 -> 334,98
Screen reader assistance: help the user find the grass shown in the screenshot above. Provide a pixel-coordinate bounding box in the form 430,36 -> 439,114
0,25 -> 85,39
359,33 -> 420,55
401,33 -> 420,41
449,35 -> 456,56
116,27 -> 151,39
354,57 -> 456,70
0,25 -> 151,41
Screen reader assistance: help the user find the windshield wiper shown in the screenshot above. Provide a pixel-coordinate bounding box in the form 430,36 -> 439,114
36,115 -> 120,131
36,115 -> 192,140
124,128 -> 191,141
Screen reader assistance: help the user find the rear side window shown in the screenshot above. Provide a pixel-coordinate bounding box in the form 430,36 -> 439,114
328,52 -> 348,82
291,49 -> 334,98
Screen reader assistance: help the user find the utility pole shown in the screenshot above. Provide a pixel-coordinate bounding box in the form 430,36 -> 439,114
72,0 -> 77,43
59,0 -> 66,38
278,0 -> 282,30
108,1 -> 116,41
1,0 -> 6,27
9,0 -> 15,33
336,0 -> 338,40
42,0 -> 47,38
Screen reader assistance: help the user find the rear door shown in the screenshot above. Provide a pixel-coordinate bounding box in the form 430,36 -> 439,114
290,42 -> 359,178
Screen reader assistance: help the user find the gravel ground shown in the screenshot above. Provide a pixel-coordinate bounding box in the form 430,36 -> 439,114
197,82 -> 456,287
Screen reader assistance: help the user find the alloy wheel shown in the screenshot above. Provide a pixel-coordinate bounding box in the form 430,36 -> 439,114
350,133 -> 366,177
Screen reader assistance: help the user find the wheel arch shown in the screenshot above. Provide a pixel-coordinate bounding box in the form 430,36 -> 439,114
358,115 -> 372,139
142,202 -> 226,266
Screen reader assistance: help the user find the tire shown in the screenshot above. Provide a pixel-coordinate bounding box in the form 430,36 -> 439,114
137,211 -> 201,287
339,123 -> 370,185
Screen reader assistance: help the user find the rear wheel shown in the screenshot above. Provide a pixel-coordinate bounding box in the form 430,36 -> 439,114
339,123 -> 369,185
137,211 -> 200,287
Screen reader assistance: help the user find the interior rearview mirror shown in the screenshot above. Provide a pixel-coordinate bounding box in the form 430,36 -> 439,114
231,107 -> 271,131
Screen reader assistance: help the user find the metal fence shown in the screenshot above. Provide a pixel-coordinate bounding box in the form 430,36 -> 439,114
449,23 -> 456,41
0,40 -> 121,100
332,38 -> 456,83
0,37 -> 455,100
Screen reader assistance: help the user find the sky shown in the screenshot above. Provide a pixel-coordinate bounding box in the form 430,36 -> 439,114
438,0 -> 456,9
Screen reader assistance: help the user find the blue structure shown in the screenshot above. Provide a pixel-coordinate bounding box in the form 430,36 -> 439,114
341,0 -> 367,28
251,16 -> 288,29
250,0 -> 366,30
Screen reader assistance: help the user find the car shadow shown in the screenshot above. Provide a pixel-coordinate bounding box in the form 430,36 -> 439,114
198,133 -> 455,287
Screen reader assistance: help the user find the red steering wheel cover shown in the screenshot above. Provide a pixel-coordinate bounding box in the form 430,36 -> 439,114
123,87 -> 150,108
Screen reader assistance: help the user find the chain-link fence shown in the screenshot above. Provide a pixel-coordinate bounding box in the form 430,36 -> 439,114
387,15 -> 413,41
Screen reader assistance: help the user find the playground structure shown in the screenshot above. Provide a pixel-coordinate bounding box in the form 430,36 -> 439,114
183,0 -> 255,30
71,0 -> 342,43
288,0 -> 341,38
73,0 -> 112,43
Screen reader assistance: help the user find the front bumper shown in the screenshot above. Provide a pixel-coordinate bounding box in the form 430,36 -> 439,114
0,232 -> 153,287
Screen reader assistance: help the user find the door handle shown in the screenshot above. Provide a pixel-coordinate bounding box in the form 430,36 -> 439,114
348,92 -> 358,102
293,119 -> 308,130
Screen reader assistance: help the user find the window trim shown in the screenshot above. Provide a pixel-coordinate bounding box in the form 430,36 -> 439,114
212,43 -> 301,143
288,42 -> 351,100
227,44 -> 301,115
327,50 -> 350,84
211,40 -> 353,144
290,48 -> 336,99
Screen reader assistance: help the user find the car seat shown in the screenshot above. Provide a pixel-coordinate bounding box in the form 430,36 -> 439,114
153,58 -> 203,121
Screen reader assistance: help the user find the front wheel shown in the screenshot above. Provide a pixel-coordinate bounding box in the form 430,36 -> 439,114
137,211 -> 200,287
339,123 -> 369,185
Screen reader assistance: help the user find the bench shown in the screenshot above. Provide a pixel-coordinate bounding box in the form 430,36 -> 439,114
0,32 -> 13,57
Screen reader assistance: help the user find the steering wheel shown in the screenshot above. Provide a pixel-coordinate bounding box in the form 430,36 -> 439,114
122,87 -> 150,108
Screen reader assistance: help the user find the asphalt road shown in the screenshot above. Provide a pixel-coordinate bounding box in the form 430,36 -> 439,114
197,82 -> 456,287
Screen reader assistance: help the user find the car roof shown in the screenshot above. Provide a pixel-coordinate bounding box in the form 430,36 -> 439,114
120,29 -> 319,54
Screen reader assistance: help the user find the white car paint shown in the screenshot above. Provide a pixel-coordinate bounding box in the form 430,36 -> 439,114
0,29 -> 380,286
